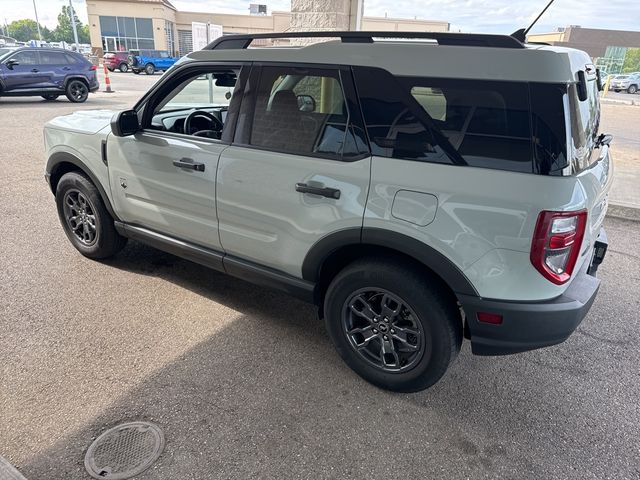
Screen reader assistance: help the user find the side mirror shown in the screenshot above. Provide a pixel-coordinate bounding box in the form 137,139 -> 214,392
5,59 -> 18,70
111,109 -> 140,137
297,94 -> 316,112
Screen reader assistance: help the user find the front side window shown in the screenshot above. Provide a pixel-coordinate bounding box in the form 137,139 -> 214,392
354,66 -> 534,173
10,51 -> 38,65
147,68 -> 241,139
248,66 -> 366,159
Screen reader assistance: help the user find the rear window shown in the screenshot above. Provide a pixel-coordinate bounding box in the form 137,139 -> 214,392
568,73 -> 600,172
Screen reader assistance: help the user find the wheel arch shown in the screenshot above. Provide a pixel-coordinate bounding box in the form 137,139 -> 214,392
47,152 -> 120,221
63,75 -> 90,89
303,228 -> 479,310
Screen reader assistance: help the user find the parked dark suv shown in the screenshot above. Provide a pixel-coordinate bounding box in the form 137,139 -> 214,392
0,47 -> 99,103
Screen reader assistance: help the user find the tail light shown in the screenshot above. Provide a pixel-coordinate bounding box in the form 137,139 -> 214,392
530,210 -> 587,285
90,65 -> 97,71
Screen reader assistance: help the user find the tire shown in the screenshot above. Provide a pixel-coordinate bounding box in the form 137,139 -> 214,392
42,94 -> 59,101
55,171 -> 127,259
614,89 -> 620,92
65,79 -> 89,103
144,63 -> 155,75
324,258 -> 462,392
119,63 -> 128,73
628,85 -> 638,94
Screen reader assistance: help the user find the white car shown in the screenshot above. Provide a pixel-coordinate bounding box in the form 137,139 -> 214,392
43,31 -> 612,392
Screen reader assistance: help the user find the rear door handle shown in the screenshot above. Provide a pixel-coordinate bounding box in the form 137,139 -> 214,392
31,68 -> 39,73
63,66 -> 72,71
295,182 -> 341,199
173,158 -> 205,172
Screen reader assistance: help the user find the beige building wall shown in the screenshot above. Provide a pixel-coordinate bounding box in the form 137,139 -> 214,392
87,0 -> 449,56
526,31 -> 566,43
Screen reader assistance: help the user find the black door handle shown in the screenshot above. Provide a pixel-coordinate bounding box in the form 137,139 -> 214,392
173,158 -> 205,172
31,68 -> 39,73
295,182 -> 341,199
63,66 -> 71,71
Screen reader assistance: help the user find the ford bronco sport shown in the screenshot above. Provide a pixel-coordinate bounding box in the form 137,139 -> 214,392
44,32 -> 612,392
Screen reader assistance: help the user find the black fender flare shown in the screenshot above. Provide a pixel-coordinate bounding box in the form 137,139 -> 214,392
63,75 -> 90,89
301,227 -> 478,297
46,152 -> 120,221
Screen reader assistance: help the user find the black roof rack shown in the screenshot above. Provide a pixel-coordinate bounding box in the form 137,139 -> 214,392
204,31 -> 525,50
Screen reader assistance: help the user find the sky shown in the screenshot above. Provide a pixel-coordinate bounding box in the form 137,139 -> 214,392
2,0 -> 639,35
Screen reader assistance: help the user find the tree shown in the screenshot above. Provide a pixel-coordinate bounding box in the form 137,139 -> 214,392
622,48 -> 640,73
51,5 -> 90,44
7,19 -> 51,42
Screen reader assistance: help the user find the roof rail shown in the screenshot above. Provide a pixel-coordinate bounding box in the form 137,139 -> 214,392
204,31 -> 525,50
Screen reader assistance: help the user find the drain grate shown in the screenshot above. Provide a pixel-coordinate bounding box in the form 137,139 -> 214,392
84,421 -> 165,479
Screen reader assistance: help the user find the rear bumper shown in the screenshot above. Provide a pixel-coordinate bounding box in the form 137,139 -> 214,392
460,228 -> 607,356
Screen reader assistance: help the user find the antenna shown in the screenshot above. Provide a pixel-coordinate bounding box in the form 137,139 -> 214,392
511,0 -> 556,42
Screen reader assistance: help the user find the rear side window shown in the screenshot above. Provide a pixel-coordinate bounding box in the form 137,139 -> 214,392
246,66 -> 367,159
39,52 -> 69,65
353,66 -> 534,173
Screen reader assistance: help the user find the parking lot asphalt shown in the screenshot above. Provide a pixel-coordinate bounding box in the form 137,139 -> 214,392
1,72 -> 640,480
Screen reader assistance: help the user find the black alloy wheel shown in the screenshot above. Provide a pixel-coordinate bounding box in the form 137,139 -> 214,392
342,288 -> 425,372
62,189 -> 98,246
66,80 -> 89,103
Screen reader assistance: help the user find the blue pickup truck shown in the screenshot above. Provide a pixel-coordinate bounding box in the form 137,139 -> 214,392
128,49 -> 178,75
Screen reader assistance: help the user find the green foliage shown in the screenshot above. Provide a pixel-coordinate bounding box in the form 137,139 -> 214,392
7,19 -> 50,42
621,48 -> 640,73
50,5 -> 90,43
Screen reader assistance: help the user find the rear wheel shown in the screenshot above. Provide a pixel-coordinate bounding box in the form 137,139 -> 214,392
55,171 -> 127,259
628,85 -> 638,94
144,63 -> 155,75
119,63 -> 128,73
65,80 -> 89,103
42,94 -> 59,101
324,258 -> 462,392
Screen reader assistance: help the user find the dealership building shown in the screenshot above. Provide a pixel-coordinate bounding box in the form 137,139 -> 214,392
528,26 -> 640,73
86,0 -> 450,57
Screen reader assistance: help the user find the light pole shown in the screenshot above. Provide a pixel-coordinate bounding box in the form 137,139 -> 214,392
69,0 -> 80,49
32,0 -> 42,41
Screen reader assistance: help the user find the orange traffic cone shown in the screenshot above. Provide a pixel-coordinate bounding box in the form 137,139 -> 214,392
103,62 -> 114,93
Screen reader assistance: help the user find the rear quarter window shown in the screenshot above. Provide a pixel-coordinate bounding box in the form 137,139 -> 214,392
353,66 -> 534,173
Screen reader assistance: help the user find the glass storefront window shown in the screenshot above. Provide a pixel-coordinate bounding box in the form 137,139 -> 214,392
99,15 -> 154,52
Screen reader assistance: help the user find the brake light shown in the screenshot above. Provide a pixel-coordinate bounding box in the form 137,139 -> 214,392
530,210 -> 587,285
90,65 -> 97,70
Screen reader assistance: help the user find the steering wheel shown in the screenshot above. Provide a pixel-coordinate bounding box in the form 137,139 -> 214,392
184,110 -> 223,135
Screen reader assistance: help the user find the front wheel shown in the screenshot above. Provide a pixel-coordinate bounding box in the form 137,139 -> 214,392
324,258 -> 462,392
42,94 -> 59,101
144,63 -> 155,75
55,171 -> 127,259
65,79 -> 89,103
628,85 -> 638,94
119,63 -> 128,73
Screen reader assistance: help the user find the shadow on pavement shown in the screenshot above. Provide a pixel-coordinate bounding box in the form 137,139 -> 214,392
18,240 -> 632,479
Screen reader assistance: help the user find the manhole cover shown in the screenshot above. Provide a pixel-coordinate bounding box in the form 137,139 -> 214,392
84,421 -> 165,479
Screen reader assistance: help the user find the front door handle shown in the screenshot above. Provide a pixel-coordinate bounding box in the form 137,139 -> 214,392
173,158 -> 205,172
295,182 -> 341,199
31,68 -> 39,73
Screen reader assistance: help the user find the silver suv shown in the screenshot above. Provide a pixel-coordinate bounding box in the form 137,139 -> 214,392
43,32 -> 612,391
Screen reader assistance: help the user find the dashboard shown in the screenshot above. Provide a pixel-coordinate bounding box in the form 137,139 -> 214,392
151,107 -> 228,135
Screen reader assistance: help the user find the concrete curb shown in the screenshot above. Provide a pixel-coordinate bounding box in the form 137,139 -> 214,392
600,97 -> 639,106
0,456 -> 28,480
606,202 -> 640,222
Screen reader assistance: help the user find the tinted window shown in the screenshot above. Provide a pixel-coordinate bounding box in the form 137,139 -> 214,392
568,76 -> 600,173
353,67 -> 535,173
530,83 -> 568,174
39,51 -> 69,65
248,66 -> 366,159
65,53 -> 78,64
10,50 -> 38,65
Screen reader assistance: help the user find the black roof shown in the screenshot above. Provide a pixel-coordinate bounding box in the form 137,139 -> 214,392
205,31 -> 526,50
